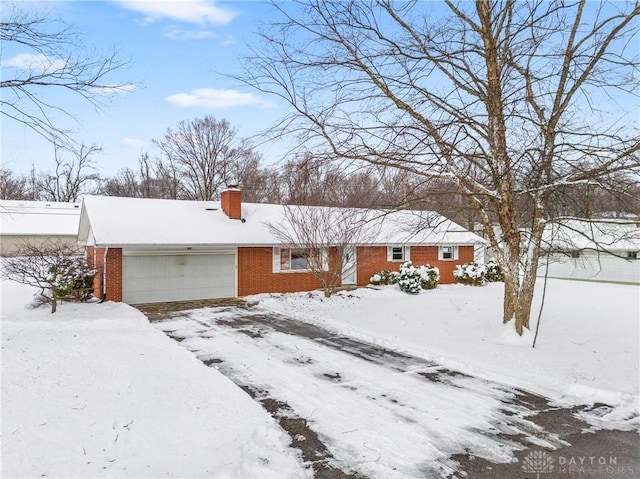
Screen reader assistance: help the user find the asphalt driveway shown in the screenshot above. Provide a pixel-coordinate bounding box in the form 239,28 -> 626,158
138,302 -> 640,479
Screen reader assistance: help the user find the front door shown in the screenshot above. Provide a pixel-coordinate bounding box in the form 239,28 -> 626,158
341,246 -> 357,285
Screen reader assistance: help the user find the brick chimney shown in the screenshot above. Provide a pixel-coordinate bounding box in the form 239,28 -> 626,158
221,186 -> 242,220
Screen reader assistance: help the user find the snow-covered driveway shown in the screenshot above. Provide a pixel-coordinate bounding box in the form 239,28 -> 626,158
148,304 -> 640,479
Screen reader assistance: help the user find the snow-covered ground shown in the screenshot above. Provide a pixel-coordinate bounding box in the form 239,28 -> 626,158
1,281 -> 307,478
251,279 -> 639,427
2,277 -> 637,478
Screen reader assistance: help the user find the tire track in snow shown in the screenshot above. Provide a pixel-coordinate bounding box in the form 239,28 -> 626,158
146,305 -> 630,478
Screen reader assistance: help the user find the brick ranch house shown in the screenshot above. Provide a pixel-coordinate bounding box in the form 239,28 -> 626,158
78,190 -> 486,304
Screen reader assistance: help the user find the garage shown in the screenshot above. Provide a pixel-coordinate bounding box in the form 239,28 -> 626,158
122,250 -> 236,304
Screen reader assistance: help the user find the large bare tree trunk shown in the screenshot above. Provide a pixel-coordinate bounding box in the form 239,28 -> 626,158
499,217 -> 546,334
502,268 -> 537,334
502,272 -> 517,324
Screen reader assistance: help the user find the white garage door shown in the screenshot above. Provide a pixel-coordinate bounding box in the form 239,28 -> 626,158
122,252 -> 236,304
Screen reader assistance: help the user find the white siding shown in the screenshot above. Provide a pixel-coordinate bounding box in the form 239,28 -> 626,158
0,235 -> 81,256
538,252 -> 640,284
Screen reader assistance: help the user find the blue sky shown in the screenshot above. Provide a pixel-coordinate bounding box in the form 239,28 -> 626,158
2,0 -> 288,176
2,1 -> 638,179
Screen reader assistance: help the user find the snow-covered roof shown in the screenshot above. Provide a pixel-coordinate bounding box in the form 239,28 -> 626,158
79,196 -> 486,248
543,220 -> 640,252
0,200 -> 82,236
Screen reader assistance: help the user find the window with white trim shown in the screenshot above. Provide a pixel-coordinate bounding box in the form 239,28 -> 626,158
273,247 -> 329,272
628,251 -> 638,260
387,246 -> 410,262
438,245 -> 458,261
281,248 -> 310,271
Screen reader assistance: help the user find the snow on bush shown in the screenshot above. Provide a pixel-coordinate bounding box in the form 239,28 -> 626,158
369,270 -> 399,286
1,241 -> 97,313
397,261 -> 422,294
453,262 -> 487,286
484,259 -> 504,282
372,262 -> 439,293
50,256 -> 97,302
454,260 -> 504,286
418,264 -> 439,290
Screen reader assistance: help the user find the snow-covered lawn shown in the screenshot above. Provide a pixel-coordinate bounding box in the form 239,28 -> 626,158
1,281 -> 307,478
2,277 -> 636,478
252,279 -> 639,428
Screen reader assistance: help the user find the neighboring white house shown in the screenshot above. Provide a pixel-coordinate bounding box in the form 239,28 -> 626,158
539,220 -> 640,285
0,200 -> 82,255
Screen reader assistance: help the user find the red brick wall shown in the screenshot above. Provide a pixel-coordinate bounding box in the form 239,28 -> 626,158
237,247 -> 339,296
86,246 -> 95,268
356,245 -> 475,285
238,245 -> 475,296
103,245 -> 475,302
104,248 -> 123,302
88,247 -> 123,302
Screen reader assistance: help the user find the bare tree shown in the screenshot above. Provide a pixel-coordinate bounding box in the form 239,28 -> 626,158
94,143 -> 480,211
101,167 -> 141,197
137,152 -> 181,199
25,164 -> 40,201
1,5 -> 129,147
241,0 -> 640,335
38,143 -> 101,202
280,154 -> 336,206
226,153 -> 278,203
153,116 -> 261,201
0,168 -> 29,200
244,166 -> 282,203
547,173 -> 640,220
277,153 -> 385,207
100,155 -> 182,199
1,240 -> 96,313
268,206 -> 379,297
100,148 -> 271,201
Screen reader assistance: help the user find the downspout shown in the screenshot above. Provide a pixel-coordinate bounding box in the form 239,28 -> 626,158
98,247 -> 108,303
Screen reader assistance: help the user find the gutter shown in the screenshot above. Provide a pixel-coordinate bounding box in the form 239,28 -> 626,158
89,240 -> 487,248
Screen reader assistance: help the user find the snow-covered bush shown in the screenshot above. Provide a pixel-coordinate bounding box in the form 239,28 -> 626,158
417,264 -> 439,290
453,262 -> 487,286
484,259 -> 504,282
397,261 -> 423,294
1,241 -> 97,313
369,270 -> 399,286
379,262 -> 439,293
454,260 -> 503,285
51,256 -> 97,302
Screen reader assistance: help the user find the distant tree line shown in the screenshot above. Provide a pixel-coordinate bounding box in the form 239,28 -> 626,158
2,115 -> 638,230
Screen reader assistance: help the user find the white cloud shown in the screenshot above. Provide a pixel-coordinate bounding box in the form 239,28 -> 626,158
164,27 -> 218,40
121,137 -> 146,148
89,84 -> 138,95
166,88 -> 274,109
115,0 -> 237,26
2,53 -> 67,72
220,35 -> 235,46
